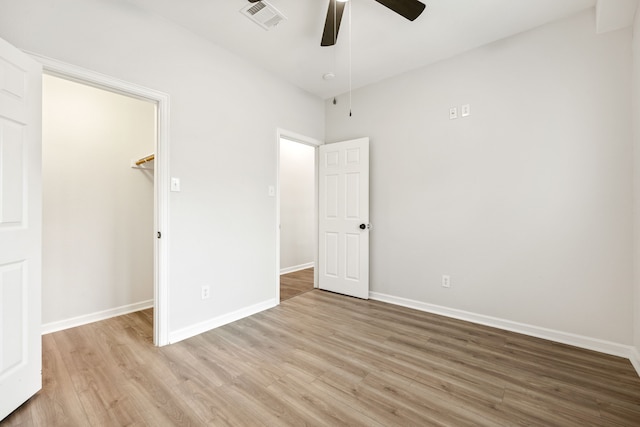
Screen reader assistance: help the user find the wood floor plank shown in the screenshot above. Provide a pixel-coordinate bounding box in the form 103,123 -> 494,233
280,268 -> 315,301
51,328 -> 137,425
229,374 -> 313,426
499,387 -> 606,427
598,399 -> 640,427
30,334 -> 90,426
3,289 -> 640,426
312,372 -> 413,426
272,372 -> 387,427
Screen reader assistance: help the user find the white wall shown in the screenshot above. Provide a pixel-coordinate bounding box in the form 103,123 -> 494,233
279,139 -> 315,272
326,10 -> 634,345
633,8 -> 640,356
42,74 -> 154,325
0,0 -> 324,338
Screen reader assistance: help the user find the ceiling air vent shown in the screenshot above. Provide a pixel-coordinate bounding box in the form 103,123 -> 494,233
240,1 -> 287,31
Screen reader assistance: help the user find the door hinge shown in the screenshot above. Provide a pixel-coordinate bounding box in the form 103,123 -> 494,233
157,231 -> 162,239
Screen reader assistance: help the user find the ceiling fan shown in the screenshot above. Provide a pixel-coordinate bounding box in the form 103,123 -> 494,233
320,0 -> 426,46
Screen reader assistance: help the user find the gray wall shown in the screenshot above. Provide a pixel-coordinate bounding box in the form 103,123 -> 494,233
326,10 -> 634,345
0,0 -> 324,337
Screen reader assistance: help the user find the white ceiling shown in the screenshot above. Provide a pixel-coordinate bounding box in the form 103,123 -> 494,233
123,0 -> 597,99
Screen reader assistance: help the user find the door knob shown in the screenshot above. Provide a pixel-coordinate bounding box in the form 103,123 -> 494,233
359,224 -> 366,230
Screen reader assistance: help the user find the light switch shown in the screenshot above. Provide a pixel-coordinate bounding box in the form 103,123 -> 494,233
449,107 -> 458,120
171,177 -> 181,192
461,104 -> 470,117
268,185 -> 275,197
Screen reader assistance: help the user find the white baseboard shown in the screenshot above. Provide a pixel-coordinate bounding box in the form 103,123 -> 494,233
370,292 -> 636,362
280,262 -> 314,275
630,347 -> 640,377
42,299 -> 154,335
169,298 -> 278,344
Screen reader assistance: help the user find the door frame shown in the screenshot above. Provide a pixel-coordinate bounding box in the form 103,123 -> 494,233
31,53 -> 171,346
275,129 -> 323,302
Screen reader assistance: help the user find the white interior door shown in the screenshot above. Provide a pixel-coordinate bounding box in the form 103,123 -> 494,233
0,38 -> 42,420
318,138 -> 369,299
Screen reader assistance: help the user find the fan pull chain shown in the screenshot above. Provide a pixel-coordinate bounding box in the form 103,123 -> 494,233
348,0 -> 352,117
333,0 -> 337,84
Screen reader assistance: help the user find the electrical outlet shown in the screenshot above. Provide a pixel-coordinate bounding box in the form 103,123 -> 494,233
442,275 -> 451,288
201,285 -> 210,300
461,104 -> 470,117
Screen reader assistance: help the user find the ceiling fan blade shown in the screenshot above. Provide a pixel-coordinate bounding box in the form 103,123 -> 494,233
321,0 -> 347,47
374,0 -> 425,21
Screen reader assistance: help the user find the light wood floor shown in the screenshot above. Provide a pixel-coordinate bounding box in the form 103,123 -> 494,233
3,290 -> 640,426
280,268 -> 315,302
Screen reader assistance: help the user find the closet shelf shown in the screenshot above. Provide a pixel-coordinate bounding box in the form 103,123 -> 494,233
131,153 -> 155,170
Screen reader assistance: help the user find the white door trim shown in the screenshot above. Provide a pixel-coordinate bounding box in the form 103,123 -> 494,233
29,53 -> 171,346
275,129 -> 323,303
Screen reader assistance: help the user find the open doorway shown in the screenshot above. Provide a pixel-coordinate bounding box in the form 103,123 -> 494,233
279,138 -> 314,301
34,54 -> 170,346
276,130 -> 322,302
41,73 -> 156,336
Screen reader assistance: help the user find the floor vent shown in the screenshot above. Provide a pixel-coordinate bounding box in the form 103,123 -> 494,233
240,1 -> 287,31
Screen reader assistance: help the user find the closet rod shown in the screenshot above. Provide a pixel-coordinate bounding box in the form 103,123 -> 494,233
135,154 -> 155,166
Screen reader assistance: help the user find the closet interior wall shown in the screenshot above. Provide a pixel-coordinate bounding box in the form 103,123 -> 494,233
42,74 -> 155,330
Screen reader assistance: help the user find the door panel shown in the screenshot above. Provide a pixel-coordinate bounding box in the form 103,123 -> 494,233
325,232 -> 339,277
318,138 -> 369,299
345,173 -> 360,218
0,119 -> 25,225
0,37 -> 42,421
325,174 -> 338,218
345,233 -> 360,280
1,261 -> 26,371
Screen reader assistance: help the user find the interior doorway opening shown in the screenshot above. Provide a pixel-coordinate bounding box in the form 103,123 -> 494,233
34,53 -> 170,346
276,130 -> 322,302
41,73 -> 156,335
